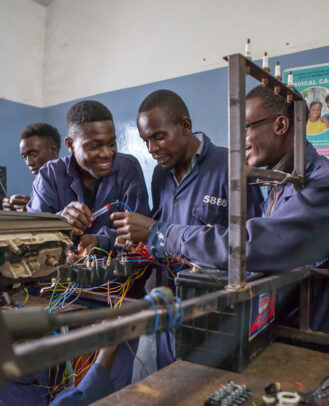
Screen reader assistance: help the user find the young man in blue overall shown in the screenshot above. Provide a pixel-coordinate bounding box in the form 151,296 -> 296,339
114,86 -> 329,334
112,89 -> 264,370
28,100 -> 150,272
0,101 -> 151,406
2,122 -> 61,211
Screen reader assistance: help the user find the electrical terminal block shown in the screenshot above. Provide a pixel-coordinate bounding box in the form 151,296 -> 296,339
56,259 -> 137,283
205,381 -> 251,406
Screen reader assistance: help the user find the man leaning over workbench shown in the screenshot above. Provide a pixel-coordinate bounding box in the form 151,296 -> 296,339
112,85 -> 329,334
125,89 -> 264,373
26,100 -> 151,395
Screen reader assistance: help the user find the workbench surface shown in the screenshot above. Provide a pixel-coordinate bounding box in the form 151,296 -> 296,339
92,342 -> 329,405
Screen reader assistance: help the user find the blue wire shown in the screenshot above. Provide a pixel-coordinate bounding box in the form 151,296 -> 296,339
165,269 -> 176,280
114,201 -> 133,212
151,292 -> 173,332
120,243 -> 129,257
144,294 -> 159,334
171,263 -> 184,273
50,284 -> 78,312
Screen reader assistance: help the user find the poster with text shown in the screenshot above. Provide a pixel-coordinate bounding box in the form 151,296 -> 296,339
283,63 -> 329,158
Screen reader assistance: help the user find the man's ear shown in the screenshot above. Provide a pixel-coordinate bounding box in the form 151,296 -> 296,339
65,137 -> 74,154
274,116 -> 291,136
180,116 -> 192,135
49,143 -> 58,158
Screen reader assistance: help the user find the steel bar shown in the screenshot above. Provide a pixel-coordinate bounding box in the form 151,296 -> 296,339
299,278 -> 311,330
8,268 -> 311,379
223,54 -> 304,102
274,325 -> 329,346
246,167 -> 303,187
293,99 -> 306,183
3,297 -> 151,340
227,53 -> 247,289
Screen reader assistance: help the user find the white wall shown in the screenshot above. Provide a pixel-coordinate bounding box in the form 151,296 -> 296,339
42,0 -> 329,106
0,0 -> 45,106
1,0 -> 329,107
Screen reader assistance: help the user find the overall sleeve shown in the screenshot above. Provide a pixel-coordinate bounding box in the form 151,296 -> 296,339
49,364 -> 114,406
148,177 -> 329,272
27,169 -> 61,215
246,181 -> 264,219
49,339 -> 138,406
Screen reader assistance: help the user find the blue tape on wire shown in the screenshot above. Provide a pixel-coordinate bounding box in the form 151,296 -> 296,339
144,294 -> 159,334
151,292 -> 173,332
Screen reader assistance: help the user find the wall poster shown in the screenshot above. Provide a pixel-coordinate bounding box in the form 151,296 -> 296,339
283,63 -> 329,158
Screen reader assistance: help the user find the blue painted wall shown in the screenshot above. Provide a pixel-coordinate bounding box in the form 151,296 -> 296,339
1,45 -> 329,199
0,99 -> 44,195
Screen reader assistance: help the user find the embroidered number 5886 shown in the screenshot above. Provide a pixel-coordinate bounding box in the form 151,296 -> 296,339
203,195 -> 228,207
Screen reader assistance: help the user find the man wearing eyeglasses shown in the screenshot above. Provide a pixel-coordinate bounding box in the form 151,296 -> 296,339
112,85 -> 329,333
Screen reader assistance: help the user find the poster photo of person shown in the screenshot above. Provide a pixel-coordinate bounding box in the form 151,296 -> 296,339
284,63 -> 329,158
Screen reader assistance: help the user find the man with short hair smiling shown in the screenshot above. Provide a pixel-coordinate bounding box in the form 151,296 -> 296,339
3,122 -> 60,211
113,85 -> 329,333
27,100 -> 150,296
25,99 -> 150,399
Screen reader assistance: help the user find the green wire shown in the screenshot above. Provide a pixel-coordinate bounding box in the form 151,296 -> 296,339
47,279 -> 60,312
88,246 -> 110,256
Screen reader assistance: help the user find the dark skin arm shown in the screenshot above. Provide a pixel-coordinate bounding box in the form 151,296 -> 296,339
110,211 -> 155,244
61,201 -> 98,263
61,201 -> 95,236
95,344 -> 119,371
2,195 -> 30,211
66,234 -> 99,263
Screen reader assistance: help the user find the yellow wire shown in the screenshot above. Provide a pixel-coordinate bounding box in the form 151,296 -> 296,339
23,288 -> 29,305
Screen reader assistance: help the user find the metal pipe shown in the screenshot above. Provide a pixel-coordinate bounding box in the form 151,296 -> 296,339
294,99 -> 306,184
2,299 -> 151,340
274,325 -> 329,346
246,167 -> 303,187
223,55 -> 304,102
299,278 -> 311,330
227,53 -> 247,290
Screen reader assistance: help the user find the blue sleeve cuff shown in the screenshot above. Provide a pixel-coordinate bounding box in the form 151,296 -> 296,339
164,224 -> 189,257
147,221 -> 174,258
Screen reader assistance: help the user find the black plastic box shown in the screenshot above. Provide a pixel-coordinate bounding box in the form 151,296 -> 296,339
175,269 -> 277,372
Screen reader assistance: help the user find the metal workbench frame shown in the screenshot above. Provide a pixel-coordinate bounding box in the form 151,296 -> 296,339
225,53 -> 328,344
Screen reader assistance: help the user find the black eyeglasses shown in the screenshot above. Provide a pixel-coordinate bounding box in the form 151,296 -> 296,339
245,115 -> 281,129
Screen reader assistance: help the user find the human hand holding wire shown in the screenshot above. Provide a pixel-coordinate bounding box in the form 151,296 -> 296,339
66,234 -> 99,263
61,201 -> 95,235
111,211 -> 155,244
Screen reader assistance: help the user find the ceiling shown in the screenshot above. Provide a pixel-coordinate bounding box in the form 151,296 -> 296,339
32,0 -> 54,7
